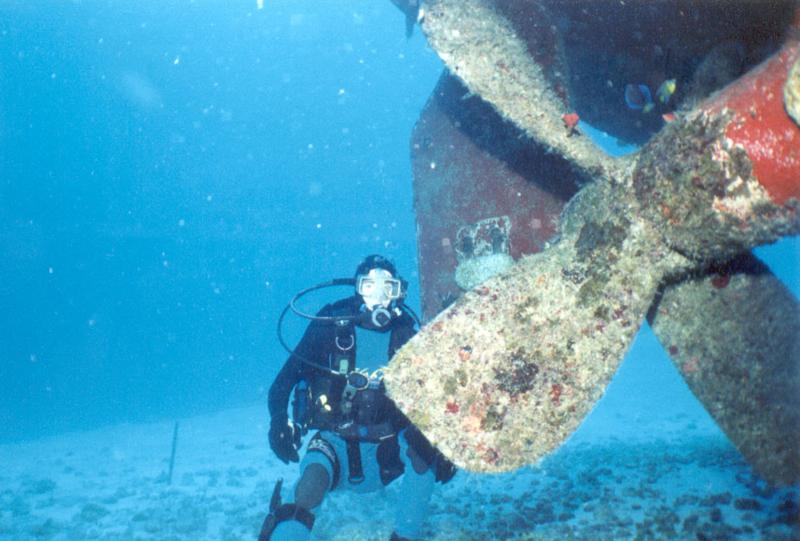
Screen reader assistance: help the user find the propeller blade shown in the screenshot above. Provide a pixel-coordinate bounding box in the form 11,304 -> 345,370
650,254 -> 800,486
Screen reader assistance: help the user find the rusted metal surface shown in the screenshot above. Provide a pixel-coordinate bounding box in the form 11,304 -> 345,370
387,0 -> 800,485
412,73 -> 577,320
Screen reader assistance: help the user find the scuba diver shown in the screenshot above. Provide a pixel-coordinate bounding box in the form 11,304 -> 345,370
259,254 -> 456,541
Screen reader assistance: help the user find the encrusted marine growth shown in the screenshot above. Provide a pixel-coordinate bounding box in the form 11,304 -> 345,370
414,0 -> 618,182
648,254 -> 800,486
634,110 -> 798,261
385,0 -> 800,485
387,178 -> 692,471
785,55 -> 800,127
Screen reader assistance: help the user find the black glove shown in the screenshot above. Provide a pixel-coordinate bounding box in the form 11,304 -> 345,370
404,425 -> 457,484
433,454 -> 457,483
269,415 -> 300,464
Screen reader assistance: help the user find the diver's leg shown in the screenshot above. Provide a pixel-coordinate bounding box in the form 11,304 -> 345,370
391,432 -> 436,541
266,463 -> 330,541
262,434 -> 339,541
294,462 -> 330,509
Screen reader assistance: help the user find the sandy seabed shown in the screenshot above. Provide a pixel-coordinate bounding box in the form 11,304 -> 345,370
1,401 -> 797,541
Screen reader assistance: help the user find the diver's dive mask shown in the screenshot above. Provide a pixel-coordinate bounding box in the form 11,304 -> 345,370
355,268 -> 403,328
356,268 -> 403,310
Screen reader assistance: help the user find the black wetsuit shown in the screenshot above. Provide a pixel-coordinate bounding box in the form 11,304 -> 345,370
269,295 -> 416,442
260,295 -> 455,541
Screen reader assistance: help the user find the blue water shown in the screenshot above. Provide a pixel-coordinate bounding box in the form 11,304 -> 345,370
0,1 -> 440,441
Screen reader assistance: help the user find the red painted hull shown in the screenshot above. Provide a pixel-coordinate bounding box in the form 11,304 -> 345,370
411,74 -> 579,320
